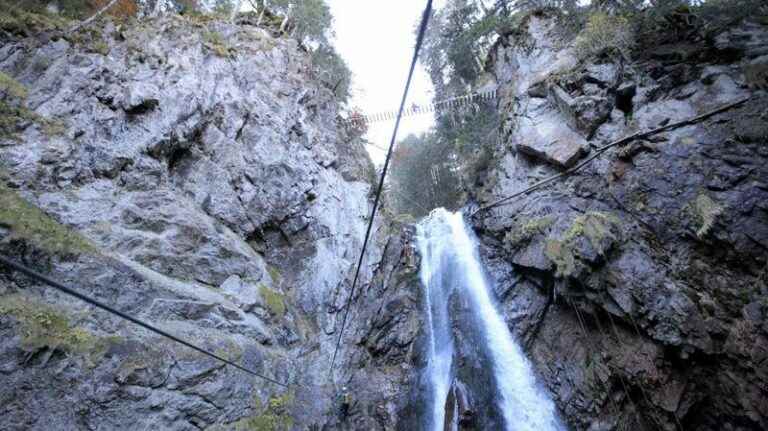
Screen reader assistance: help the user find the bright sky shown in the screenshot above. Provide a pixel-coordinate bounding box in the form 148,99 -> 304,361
328,0 -> 447,165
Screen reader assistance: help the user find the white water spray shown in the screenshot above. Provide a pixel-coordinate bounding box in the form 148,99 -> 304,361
417,209 -> 563,431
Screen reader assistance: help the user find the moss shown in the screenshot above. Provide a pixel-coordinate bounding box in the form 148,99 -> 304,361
0,183 -> 95,255
563,212 -> 620,251
544,212 -> 620,278
505,216 -> 554,245
259,284 -> 286,317
0,72 -> 28,100
689,193 -> 723,239
267,266 -> 281,285
228,393 -> 295,431
0,294 -> 116,365
0,101 -> 66,139
203,31 -> 235,58
214,339 -> 244,362
544,239 -> 577,278
92,39 -> 110,56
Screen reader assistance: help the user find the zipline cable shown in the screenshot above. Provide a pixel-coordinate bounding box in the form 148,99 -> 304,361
0,254 -> 289,387
327,0 -> 434,379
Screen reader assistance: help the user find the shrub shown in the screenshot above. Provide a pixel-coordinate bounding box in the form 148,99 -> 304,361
574,11 -> 634,60
311,45 -> 351,102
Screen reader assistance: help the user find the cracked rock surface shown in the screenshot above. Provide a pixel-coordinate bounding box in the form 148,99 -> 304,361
472,11 -> 768,431
0,15 -> 423,431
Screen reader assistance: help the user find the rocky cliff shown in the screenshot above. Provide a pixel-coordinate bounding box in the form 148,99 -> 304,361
471,10 -> 767,431
3,7 -> 767,431
0,14 -> 423,431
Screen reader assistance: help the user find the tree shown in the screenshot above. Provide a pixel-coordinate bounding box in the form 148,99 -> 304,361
389,133 -> 464,218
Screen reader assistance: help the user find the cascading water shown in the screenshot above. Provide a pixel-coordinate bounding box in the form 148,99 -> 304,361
417,214 -> 456,430
416,209 -> 563,431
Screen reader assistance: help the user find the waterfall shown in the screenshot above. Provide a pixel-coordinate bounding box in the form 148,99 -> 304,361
417,213 -> 456,431
416,209 -> 563,431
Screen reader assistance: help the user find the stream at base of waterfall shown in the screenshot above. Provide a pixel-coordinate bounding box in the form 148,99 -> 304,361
417,209 -> 564,431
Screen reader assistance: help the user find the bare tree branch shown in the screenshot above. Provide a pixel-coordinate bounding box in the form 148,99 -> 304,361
68,0 -> 122,34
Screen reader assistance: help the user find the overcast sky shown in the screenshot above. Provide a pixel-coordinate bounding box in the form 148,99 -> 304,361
327,0 -> 447,164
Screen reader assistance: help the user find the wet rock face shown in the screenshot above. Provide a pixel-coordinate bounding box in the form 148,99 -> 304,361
0,16 -> 418,430
474,11 -> 768,431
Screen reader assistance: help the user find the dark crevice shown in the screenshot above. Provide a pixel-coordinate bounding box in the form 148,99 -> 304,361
167,146 -> 192,172
615,85 -> 636,118
125,99 -> 159,116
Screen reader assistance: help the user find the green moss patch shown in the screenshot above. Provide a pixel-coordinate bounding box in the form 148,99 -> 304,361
0,72 -> 28,100
259,284 -> 286,317
0,294 -> 116,365
505,216 -> 554,245
0,72 -> 64,139
0,183 -> 95,255
224,393 -> 295,431
544,212 -> 621,278
544,239 -> 578,278
267,266 -> 281,285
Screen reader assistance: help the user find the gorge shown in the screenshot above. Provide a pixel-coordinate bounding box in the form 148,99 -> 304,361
0,1 -> 767,430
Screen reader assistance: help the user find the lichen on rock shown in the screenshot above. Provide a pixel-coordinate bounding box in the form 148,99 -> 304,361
504,216 -> 554,246
688,193 -> 724,239
544,212 -> 621,277
216,393 -> 295,431
259,284 -> 286,317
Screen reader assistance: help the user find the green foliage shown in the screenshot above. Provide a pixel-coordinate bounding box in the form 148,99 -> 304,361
0,182 -> 95,255
90,35 -> 110,55
574,11 -> 634,59
388,132 -> 464,218
267,265 -> 281,284
311,45 -> 352,102
259,284 -> 286,317
284,0 -> 333,45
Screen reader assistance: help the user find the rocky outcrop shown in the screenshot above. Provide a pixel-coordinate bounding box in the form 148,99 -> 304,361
0,14 -> 422,430
472,10 -> 768,431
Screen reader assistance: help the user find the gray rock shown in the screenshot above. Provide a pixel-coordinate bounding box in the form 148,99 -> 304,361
475,11 -> 768,431
0,14 -> 407,431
